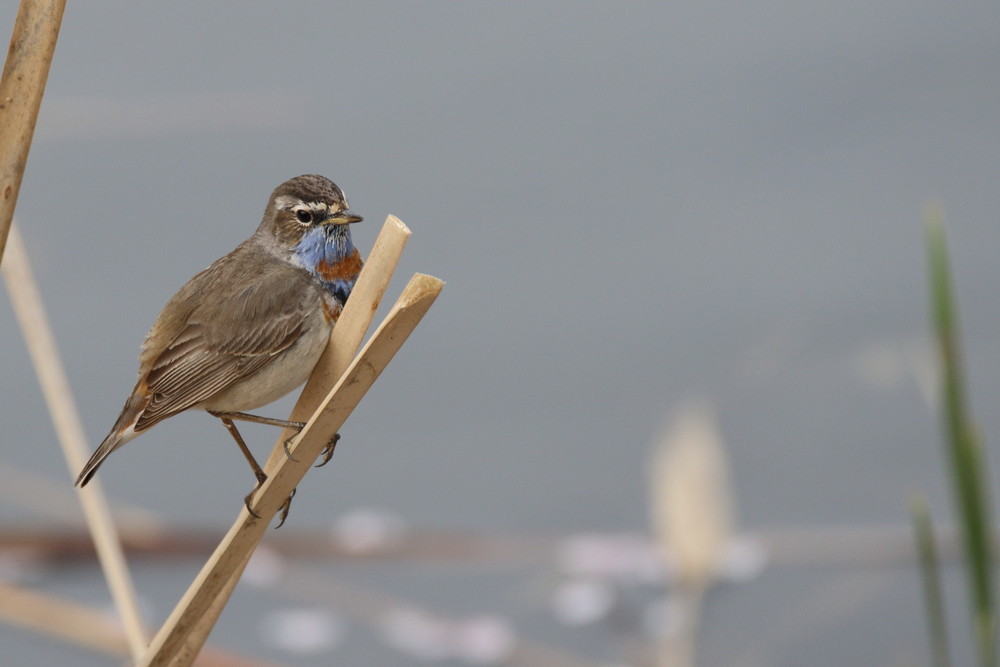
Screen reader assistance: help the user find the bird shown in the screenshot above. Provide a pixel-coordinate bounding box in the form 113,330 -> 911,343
75,174 -> 363,525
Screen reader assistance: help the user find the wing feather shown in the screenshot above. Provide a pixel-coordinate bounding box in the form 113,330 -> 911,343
130,245 -> 322,433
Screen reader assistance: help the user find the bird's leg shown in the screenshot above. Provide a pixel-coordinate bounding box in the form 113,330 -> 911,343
209,410 -> 341,467
208,410 -> 305,431
214,415 -> 293,524
210,410 -> 306,462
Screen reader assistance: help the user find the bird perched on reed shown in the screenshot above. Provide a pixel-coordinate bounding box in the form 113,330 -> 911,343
75,174 -> 363,525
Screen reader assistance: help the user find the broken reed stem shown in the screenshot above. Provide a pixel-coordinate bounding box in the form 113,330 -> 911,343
1,222 -> 148,659
266,214 -> 412,470
139,217 -> 434,666
170,215 -> 411,662
0,0 -> 66,261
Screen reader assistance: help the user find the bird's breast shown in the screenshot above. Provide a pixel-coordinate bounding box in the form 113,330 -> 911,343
316,251 -> 363,283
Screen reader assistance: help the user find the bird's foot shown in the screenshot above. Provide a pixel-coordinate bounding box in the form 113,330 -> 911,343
243,472 -> 296,528
316,433 -> 341,468
243,470 -> 267,519
282,432 -> 340,467
275,488 -> 296,529
282,435 -> 300,462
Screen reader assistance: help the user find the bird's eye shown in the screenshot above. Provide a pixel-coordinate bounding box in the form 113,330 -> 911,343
295,209 -> 313,224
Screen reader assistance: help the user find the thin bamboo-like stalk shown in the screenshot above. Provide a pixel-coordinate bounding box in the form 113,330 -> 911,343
141,272 -> 443,666
0,0 -> 66,261
0,580 -> 132,656
0,583 -> 274,667
172,214 -> 411,660
1,222 -> 149,658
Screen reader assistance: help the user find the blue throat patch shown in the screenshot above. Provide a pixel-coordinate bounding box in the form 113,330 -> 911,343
292,225 -> 357,305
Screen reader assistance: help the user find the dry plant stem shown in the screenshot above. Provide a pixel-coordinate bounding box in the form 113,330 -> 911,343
0,583 -> 272,667
0,581 -> 127,655
655,584 -> 704,667
1,223 -> 149,658
170,214 -> 411,661
0,0 -> 66,261
266,213 -> 413,469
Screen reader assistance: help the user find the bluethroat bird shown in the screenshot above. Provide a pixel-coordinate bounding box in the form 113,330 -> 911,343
75,175 -> 363,525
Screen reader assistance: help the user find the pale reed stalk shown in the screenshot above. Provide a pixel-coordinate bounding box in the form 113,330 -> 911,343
0,0 -> 67,259
2,223 -> 148,658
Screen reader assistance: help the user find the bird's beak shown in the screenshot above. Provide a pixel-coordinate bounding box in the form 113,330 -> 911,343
325,212 -> 363,225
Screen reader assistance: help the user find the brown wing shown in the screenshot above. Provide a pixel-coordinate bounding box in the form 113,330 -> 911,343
132,245 -> 320,432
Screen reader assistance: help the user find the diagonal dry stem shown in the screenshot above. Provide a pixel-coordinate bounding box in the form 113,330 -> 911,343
265,214 -> 412,470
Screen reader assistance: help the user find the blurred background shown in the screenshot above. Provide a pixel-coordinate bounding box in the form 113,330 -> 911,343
1,2 -> 999,665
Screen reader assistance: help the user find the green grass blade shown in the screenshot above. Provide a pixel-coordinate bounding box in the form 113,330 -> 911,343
925,204 -> 996,666
911,493 -> 952,667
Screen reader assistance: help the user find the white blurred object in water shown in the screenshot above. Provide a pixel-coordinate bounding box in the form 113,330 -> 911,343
379,608 -> 454,661
243,544 -> 286,588
379,609 -> 516,664
718,535 -> 768,583
452,615 -> 517,664
552,579 -> 616,626
557,533 -> 665,584
261,606 -> 344,655
330,507 -> 406,554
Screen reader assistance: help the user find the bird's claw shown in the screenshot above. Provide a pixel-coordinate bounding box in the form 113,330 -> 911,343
316,433 -> 341,467
244,490 -> 262,519
244,476 -> 296,528
243,431 -> 335,527
282,435 -> 300,462
275,488 -> 296,528
244,470 -> 268,518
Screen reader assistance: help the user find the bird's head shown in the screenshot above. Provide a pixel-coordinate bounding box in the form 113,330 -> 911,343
258,174 -> 363,254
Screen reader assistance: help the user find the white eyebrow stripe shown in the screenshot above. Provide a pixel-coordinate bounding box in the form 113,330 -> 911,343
275,195 -> 300,210
275,196 -> 342,213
